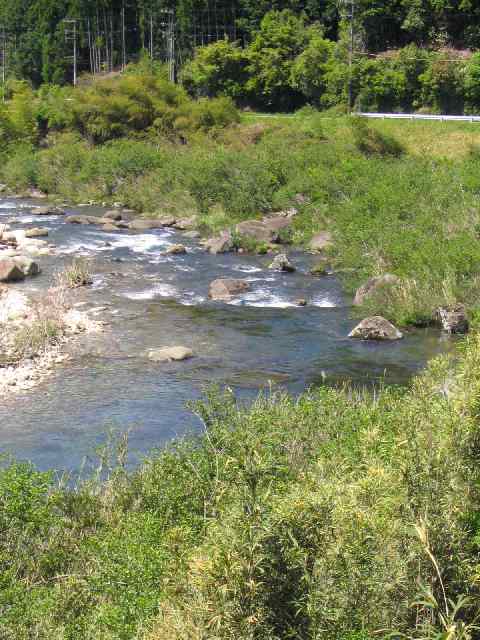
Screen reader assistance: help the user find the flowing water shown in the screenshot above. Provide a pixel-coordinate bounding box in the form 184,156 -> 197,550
0,198 -> 454,471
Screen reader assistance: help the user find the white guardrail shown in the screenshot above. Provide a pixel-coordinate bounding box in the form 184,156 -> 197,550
357,112 -> 480,122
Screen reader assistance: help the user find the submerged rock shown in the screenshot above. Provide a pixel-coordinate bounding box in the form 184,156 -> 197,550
436,305 -> 469,334
349,316 -> 403,341
309,232 -> 333,252
148,346 -> 194,362
269,253 -> 296,272
353,274 -> 401,306
0,259 -> 26,282
209,278 -> 250,300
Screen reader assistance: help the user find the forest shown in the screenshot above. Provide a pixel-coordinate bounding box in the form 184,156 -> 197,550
1,0 -> 480,94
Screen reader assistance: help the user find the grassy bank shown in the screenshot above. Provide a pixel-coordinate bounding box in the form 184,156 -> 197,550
1,334 -> 480,639
3,71 -> 480,325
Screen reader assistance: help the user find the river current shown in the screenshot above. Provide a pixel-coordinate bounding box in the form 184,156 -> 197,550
0,198 -> 453,471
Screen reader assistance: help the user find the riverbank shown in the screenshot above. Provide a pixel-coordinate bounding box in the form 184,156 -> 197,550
2,79 -> 480,327
1,326 -> 479,639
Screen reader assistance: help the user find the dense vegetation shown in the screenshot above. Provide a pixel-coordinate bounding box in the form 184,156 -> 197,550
182,12 -> 480,113
1,334 -> 480,639
2,0 -> 480,112
2,65 -> 480,326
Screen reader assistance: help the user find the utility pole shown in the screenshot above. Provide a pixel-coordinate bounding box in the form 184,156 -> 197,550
160,9 -> 175,82
0,26 -> 7,102
348,0 -> 355,113
121,3 -> 127,70
63,19 -> 78,86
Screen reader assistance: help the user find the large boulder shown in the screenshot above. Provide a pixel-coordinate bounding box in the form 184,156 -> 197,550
353,274 -> 401,306
13,256 -> 41,276
209,278 -> 250,301
25,227 -> 49,238
0,259 -> 26,282
262,215 -> 294,233
349,316 -> 403,341
128,219 -> 163,231
269,253 -> 296,272
157,215 -> 177,227
183,230 -> 200,239
204,231 -> 233,255
436,305 -> 469,334
309,231 -> 333,252
33,206 -> 65,216
148,346 -> 194,362
235,220 -> 280,244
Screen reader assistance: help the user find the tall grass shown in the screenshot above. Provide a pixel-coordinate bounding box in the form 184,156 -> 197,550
1,334 -> 480,639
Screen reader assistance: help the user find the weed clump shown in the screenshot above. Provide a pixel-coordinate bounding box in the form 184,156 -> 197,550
58,259 -> 93,289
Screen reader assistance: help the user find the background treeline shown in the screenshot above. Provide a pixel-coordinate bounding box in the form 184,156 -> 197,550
1,0 -> 480,102
182,12 -> 480,112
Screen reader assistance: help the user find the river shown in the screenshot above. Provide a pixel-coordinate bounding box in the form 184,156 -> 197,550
0,198 -> 453,471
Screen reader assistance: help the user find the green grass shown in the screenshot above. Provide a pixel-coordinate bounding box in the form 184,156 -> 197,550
1,334 -> 480,639
3,102 -> 480,325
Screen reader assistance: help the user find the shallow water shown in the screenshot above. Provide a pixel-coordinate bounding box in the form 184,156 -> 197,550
0,198 -> 455,471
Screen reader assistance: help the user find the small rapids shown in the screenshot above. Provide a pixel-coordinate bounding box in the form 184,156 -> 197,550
0,198 -> 454,471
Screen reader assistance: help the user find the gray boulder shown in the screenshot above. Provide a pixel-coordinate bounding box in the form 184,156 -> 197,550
269,253 -> 296,272
436,306 -> 469,334
0,259 -> 26,282
349,316 -> 403,341
209,278 -> 250,300
309,232 -> 333,252
353,274 -> 401,306
148,346 -> 194,362
183,230 -> 200,239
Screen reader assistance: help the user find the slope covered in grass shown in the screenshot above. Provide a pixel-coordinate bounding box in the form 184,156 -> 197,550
1,335 -> 480,639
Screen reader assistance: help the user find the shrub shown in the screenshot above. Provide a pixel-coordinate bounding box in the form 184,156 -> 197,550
181,40 -> 250,101
350,116 -> 405,157
58,259 -> 93,289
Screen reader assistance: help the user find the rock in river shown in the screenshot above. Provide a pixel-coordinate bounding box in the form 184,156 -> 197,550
166,244 -> 187,255
349,316 -> 403,341
148,346 -> 194,362
204,231 -> 233,255
25,227 -> 49,238
269,253 -> 296,272
33,206 -> 65,216
66,215 -> 99,225
0,259 -> 26,282
128,219 -> 163,231
13,256 -> 41,276
209,278 -> 250,300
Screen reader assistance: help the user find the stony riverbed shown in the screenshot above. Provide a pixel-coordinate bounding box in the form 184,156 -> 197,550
0,197 -> 456,471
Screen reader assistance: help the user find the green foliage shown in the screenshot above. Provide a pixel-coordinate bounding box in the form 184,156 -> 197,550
181,39 -> 250,101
